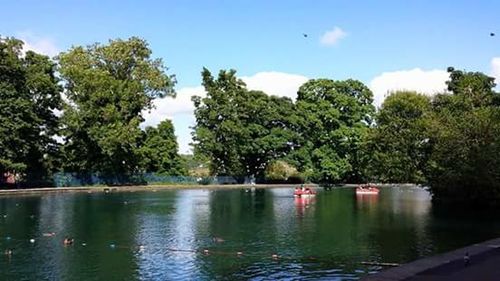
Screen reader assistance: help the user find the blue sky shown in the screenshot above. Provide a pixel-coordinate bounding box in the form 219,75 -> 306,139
2,1 -> 499,153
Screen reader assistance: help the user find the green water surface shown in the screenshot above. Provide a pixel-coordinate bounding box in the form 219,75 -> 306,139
1,186 -> 499,280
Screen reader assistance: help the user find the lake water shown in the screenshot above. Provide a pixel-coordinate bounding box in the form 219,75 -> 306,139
1,186 -> 500,280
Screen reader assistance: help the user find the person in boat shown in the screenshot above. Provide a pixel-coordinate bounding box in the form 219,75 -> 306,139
305,187 -> 311,194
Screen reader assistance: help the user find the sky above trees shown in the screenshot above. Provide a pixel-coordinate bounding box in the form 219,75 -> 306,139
2,0 -> 499,153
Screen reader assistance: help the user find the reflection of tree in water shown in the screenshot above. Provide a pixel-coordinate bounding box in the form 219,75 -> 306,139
65,192 -> 141,280
0,193 -> 140,280
353,187 -> 434,264
426,202 -> 500,255
0,196 -> 46,280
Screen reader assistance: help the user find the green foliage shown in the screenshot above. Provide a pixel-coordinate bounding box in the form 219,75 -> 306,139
425,68 -> 500,206
426,107 -> 500,206
183,154 -> 211,177
293,79 -> 375,183
264,160 -> 302,183
446,67 -> 496,108
192,68 -> 300,180
0,37 -> 62,185
140,120 -> 186,175
370,68 -> 500,206
367,91 -> 431,183
193,74 -> 375,184
58,37 -> 176,178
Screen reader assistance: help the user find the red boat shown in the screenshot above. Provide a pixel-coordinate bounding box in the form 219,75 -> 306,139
294,187 -> 316,197
356,184 -> 380,195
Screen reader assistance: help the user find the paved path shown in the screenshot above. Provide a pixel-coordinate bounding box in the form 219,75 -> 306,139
405,247 -> 500,280
363,237 -> 500,281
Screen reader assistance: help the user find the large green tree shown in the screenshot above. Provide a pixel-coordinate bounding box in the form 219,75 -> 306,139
58,37 -> 176,178
367,91 -> 431,183
293,79 -> 375,183
140,120 -> 186,175
0,37 -> 62,186
426,68 -> 500,206
192,68 -> 300,180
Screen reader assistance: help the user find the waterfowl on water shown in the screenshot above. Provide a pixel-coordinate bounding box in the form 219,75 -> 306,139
63,238 -> 74,245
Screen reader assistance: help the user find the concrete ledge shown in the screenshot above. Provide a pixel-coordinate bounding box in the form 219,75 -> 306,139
362,237 -> 500,281
0,184 -> 301,196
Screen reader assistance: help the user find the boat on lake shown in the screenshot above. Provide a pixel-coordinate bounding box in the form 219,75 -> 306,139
356,184 -> 380,195
294,186 -> 316,197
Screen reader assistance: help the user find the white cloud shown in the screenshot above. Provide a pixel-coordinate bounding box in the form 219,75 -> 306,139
242,72 -> 308,100
142,71 -> 308,153
320,26 -> 347,46
370,68 -> 449,108
143,71 -> 308,127
17,32 -> 60,57
492,57 -> 500,84
142,86 -> 205,128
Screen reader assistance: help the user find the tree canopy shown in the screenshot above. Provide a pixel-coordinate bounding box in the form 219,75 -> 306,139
192,68 -> 300,181
367,68 -> 500,207
140,120 -> 186,175
58,37 -> 177,178
367,91 -> 431,183
425,68 -> 500,206
292,79 -> 375,183
192,72 -> 375,184
0,37 -> 62,185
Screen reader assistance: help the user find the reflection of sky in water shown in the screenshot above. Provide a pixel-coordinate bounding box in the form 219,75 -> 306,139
390,187 -> 432,257
134,190 -> 210,280
270,187 -> 316,221
355,186 -> 434,260
36,195 -> 74,280
269,188 -> 318,261
388,186 -> 432,216
270,188 -> 297,233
